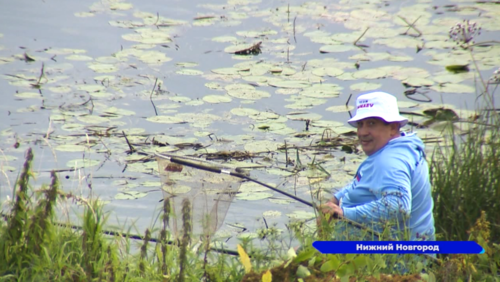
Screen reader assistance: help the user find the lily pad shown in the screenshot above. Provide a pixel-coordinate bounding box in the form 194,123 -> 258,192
286,210 -> 316,219
115,191 -> 148,200
287,112 -> 322,121
236,192 -> 273,201
352,69 -> 387,79
350,82 -> 382,91
212,36 -> 239,43
77,115 -> 109,124
15,92 -> 42,99
176,69 -> 204,76
239,182 -> 271,193
56,144 -> 88,152
226,84 -> 270,100
244,140 -> 280,152
402,77 -> 435,87
230,107 -> 260,116
311,67 -> 344,77
66,159 -> 101,168
431,83 -> 476,94
319,45 -> 357,53
325,105 -> 355,113
203,95 -> 232,103
268,80 -> 311,89
263,210 -> 282,218
146,116 -> 186,124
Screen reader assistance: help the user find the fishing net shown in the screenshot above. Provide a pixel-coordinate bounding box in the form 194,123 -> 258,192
156,153 -> 243,239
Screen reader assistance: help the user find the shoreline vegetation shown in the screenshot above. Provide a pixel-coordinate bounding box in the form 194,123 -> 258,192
2,21 -> 500,282
1,91 -> 499,282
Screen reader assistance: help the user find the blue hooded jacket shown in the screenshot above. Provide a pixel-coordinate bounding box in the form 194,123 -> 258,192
334,132 -> 436,241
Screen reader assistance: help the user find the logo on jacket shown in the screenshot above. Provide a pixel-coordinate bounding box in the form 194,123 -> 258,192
355,171 -> 362,182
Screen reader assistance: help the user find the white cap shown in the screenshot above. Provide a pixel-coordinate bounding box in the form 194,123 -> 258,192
347,91 -> 408,128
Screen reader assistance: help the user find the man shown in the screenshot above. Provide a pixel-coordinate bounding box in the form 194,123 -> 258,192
320,91 -> 435,241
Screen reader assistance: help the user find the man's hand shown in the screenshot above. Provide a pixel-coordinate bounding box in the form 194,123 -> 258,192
319,201 -> 343,218
330,196 -> 339,206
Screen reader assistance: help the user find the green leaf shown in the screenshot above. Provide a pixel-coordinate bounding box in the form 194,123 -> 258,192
353,255 -> 368,270
294,247 -> 317,263
296,265 -> 311,278
320,256 -> 340,272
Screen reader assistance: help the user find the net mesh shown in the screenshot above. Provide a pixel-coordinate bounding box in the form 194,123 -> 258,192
156,154 -> 242,238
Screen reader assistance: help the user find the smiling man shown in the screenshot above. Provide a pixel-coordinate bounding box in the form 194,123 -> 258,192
321,91 -> 436,241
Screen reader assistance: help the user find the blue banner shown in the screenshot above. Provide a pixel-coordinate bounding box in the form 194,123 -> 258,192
313,241 -> 484,254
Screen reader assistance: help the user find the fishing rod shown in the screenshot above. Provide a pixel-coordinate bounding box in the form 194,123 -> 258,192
156,153 -> 380,236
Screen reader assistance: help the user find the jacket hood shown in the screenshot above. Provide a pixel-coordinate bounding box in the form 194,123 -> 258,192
384,132 -> 426,159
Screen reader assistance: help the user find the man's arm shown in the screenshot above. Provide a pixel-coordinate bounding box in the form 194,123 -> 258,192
342,187 -> 411,225
342,157 -> 413,226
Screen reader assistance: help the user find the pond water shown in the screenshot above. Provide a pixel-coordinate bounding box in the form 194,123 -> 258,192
1,0 -> 499,251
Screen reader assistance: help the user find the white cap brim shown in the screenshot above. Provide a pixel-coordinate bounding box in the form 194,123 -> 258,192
347,112 -> 408,128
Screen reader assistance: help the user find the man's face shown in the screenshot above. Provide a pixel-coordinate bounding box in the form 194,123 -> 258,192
356,117 -> 400,156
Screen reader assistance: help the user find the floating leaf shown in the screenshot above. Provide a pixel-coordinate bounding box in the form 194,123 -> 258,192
263,210 -> 282,218
212,36 -> 239,43
56,144 -> 88,152
287,210 -> 316,219
244,140 -> 280,152
205,82 -> 223,90
230,107 -> 260,116
66,54 -> 93,61
374,37 -> 422,49
287,112 -> 322,121
203,95 -> 232,103
211,67 -> 243,75
240,182 -> 270,193
115,191 -> 148,200
268,80 -> 311,89
226,84 -> 270,100
87,62 -> 118,73
431,83 -> 475,93
352,69 -> 387,79
311,67 -> 344,77
66,159 -> 100,168
236,192 -> 273,201
319,45 -> 357,53
48,85 -> 72,94
176,62 -> 198,67
236,29 -> 277,37
402,77 -> 434,87
15,92 -> 42,99
110,2 -> 133,10
176,69 -> 204,76
325,106 -> 355,113
77,115 -> 109,124
350,82 -> 382,91
103,107 -> 134,116
269,198 -> 294,205
146,116 -> 186,124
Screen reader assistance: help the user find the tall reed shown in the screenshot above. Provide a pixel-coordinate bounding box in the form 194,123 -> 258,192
430,115 -> 500,242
